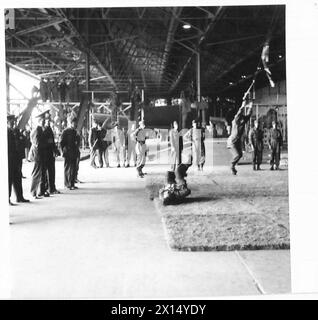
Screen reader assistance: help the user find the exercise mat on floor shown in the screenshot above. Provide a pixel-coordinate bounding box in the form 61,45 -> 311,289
146,168 -> 289,251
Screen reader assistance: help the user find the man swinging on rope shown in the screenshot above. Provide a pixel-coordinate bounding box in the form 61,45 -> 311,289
227,98 -> 253,175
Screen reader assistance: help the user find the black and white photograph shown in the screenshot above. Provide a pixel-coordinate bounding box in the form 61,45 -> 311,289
1,1 -> 318,300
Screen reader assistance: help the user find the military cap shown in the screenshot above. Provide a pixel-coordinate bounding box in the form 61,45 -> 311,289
36,107 -> 51,119
7,114 -> 16,121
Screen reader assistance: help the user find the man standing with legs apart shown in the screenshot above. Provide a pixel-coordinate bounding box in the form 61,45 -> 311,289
133,120 -> 147,178
227,99 -> 253,175
60,116 -> 80,190
268,120 -> 283,170
249,119 -> 264,170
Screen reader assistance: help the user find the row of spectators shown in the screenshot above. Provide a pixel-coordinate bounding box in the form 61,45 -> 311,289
32,77 -> 82,102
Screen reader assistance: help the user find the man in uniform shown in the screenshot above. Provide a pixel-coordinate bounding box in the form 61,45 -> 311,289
268,120 -> 283,170
125,122 -> 137,167
133,120 -> 147,178
111,122 -> 125,168
60,116 -> 80,190
7,115 -> 29,205
30,112 -> 46,199
249,119 -> 264,170
41,112 -> 60,194
95,122 -> 106,168
169,121 -> 180,171
227,99 -> 253,175
89,120 -> 99,168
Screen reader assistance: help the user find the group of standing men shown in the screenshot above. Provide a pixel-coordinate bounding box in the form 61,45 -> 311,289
88,120 -> 147,178
227,98 -> 283,174
7,108 -> 82,205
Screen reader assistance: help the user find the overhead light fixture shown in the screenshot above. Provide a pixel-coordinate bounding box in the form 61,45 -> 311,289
229,82 -> 233,85
278,54 -> 283,59
183,24 -> 191,30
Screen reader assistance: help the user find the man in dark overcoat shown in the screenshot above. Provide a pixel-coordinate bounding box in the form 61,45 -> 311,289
41,112 -> 60,194
7,115 -> 29,204
30,112 -> 46,199
60,116 -> 80,190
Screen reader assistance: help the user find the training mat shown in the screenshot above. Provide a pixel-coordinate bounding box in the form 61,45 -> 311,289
146,168 -> 289,251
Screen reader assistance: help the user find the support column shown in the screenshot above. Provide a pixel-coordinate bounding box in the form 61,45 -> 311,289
85,52 -> 90,92
196,52 -> 201,103
6,65 -> 10,113
76,52 -> 91,133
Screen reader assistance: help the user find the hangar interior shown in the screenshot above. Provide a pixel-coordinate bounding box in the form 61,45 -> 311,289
5,6 -> 286,142
4,6 -> 290,299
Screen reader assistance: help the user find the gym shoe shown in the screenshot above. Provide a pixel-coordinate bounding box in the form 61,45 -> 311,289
17,198 -> 30,203
231,167 -> 237,175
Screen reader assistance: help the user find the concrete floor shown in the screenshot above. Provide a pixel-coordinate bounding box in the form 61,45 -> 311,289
9,140 -> 290,298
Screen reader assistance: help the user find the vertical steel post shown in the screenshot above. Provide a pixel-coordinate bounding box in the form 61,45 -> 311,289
196,52 -> 201,103
6,65 -> 10,113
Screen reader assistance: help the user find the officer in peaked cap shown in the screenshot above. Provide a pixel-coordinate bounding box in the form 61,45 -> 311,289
30,109 -> 47,199
7,114 -> 29,204
40,109 -> 61,195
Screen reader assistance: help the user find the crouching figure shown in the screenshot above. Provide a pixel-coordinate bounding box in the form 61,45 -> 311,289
159,162 -> 192,205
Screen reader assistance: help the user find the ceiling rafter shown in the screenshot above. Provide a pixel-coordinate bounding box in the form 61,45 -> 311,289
54,8 -> 118,89
6,30 -> 65,72
5,17 -> 67,40
169,6 -> 224,93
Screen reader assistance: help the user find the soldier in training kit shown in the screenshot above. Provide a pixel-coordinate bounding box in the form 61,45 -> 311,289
268,120 -> 283,170
133,120 -> 147,178
249,119 -> 264,170
227,99 -> 253,175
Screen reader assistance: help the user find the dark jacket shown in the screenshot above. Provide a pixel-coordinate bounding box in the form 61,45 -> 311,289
29,126 -> 45,161
43,125 -> 58,158
268,128 -> 283,149
7,128 -> 18,162
249,127 -> 264,150
60,128 -> 80,160
13,128 -> 26,160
